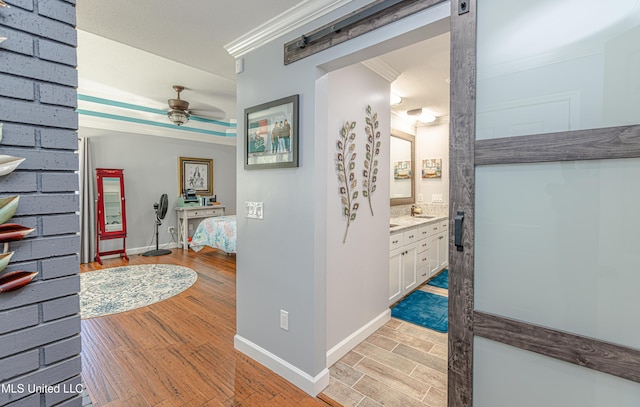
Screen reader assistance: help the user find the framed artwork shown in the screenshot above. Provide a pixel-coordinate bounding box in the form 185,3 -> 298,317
422,158 -> 442,179
244,94 -> 299,170
394,160 -> 412,179
178,157 -> 213,195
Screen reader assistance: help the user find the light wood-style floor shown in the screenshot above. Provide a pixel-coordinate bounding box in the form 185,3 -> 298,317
80,248 -> 331,407
319,282 -> 449,407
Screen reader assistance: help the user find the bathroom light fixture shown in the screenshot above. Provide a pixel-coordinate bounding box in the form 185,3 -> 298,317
390,92 -> 402,106
167,85 -> 190,126
407,108 -> 436,124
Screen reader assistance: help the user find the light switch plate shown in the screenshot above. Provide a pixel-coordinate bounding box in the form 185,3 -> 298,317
432,194 -> 444,203
245,201 -> 264,219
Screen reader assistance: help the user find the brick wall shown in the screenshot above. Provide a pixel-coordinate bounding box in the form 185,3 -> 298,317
1,0 -> 81,406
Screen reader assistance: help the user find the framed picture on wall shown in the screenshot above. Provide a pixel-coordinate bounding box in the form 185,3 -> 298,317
178,157 -> 214,195
244,94 -> 299,170
421,158 -> 442,179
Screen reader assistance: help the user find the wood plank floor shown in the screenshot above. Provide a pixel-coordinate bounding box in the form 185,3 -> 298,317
319,278 -> 449,407
80,248 -> 331,407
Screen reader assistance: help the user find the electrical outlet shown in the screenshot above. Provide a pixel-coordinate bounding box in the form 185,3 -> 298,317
280,310 -> 289,331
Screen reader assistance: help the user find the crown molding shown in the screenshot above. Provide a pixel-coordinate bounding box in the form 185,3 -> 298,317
361,57 -> 401,82
224,0 -> 355,58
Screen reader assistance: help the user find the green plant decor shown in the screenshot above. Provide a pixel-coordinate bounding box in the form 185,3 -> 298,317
336,121 -> 360,243
362,105 -> 381,216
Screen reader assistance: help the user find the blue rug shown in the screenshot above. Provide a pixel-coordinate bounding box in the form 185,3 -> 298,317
427,269 -> 448,289
391,290 -> 448,332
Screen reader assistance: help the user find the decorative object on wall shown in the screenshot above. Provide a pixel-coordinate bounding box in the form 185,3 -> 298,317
394,160 -> 412,179
0,183 -> 37,293
0,224 -> 36,246
178,157 -> 213,195
244,94 -> 299,170
0,251 -> 13,273
422,158 -> 442,178
336,120 -> 360,243
0,271 -> 39,292
0,155 -> 26,176
0,195 -> 19,224
362,105 -> 381,216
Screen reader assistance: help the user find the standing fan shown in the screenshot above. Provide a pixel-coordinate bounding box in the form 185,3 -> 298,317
142,194 -> 171,257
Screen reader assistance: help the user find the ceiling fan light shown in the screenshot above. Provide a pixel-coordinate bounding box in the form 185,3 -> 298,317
168,109 -> 190,126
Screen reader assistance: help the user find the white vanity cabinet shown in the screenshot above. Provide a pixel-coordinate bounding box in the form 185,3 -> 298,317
388,230 -> 418,305
437,219 -> 449,270
389,217 -> 449,305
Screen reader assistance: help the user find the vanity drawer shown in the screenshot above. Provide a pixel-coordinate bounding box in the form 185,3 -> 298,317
403,229 -> 418,245
417,239 -> 429,253
420,222 -> 440,238
440,219 -> 449,230
417,251 -> 429,269
389,233 -> 403,250
417,227 -> 430,240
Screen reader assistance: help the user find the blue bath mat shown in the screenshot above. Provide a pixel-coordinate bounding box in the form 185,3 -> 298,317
427,269 -> 448,290
391,290 -> 448,332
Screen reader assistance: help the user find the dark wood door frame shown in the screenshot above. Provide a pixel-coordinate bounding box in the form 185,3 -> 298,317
449,0 -> 640,406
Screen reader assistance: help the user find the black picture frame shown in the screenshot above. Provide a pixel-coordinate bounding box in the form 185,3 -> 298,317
244,94 -> 299,170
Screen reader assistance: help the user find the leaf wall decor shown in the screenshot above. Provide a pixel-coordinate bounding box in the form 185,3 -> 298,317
0,195 -> 19,224
362,105 -> 381,216
0,155 -> 26,176
336,120 -> 360,243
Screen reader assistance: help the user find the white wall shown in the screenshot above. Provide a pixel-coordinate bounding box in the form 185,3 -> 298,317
85,131 -> 236,253
326,64 -> 390,355
416,119 -> 450,204
234,0 -> 451,394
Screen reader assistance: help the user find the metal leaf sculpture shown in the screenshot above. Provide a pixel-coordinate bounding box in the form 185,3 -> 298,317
362,105 -> 381,216
336,120 -> 360,243
0,137 -> 38,290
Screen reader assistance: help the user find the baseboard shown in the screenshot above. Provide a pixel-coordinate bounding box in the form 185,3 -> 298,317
234,334 -> 330,396
326,308 -> 391,367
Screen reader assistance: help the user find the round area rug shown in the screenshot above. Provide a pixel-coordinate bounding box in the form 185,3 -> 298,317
80,264 -> 197,319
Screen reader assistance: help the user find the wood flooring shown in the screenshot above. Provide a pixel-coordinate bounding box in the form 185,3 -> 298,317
80,248 -> 331,407
319,281 -> 449,407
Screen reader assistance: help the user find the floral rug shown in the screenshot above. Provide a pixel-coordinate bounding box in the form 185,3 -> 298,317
80,264 -> 197,319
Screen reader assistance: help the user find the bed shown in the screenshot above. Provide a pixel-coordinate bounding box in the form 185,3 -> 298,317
189,215 -> 237,254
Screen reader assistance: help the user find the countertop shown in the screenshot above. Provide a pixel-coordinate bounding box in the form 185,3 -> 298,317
389,214 -> 447,234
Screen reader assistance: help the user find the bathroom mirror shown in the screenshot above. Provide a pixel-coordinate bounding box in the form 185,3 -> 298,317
390,131 -> 415,206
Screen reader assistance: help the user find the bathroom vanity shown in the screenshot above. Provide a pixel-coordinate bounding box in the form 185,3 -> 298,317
389,215 -> 448,305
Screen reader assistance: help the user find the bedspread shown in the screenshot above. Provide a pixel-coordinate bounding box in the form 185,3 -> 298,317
189,215 -> 236,254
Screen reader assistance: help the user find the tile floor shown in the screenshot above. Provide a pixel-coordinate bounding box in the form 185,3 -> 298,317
321,283 -> 448,407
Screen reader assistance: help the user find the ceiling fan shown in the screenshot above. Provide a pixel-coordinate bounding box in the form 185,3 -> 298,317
167,85 -> 191,126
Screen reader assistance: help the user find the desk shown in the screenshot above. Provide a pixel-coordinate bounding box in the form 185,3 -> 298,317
176,206 -> 225,250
